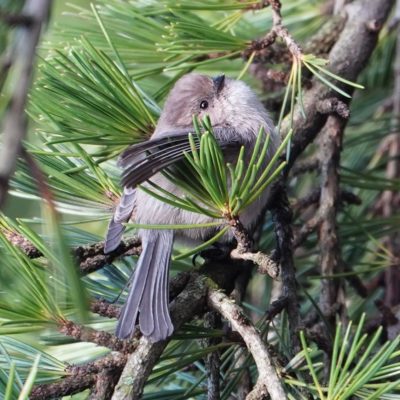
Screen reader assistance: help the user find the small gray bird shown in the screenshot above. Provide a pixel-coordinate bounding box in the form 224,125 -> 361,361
105,73 -> 279,342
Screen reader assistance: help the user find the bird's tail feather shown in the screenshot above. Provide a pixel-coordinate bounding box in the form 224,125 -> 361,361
116,229 -> 174,342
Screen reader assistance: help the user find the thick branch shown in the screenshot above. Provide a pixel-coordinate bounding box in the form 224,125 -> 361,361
30,353 -> 127,399
379,0 -> 400,308
59,320 -> 138,354
317,116 -> 346,322
285,0 -> 394,169
208,289 -> 287,400
203,312 -> 222,400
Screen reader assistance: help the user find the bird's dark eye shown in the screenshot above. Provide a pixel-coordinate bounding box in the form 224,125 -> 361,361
200,100 -> 208,110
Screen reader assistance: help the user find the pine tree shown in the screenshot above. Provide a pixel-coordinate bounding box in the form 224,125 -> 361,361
0,0 -> 399,399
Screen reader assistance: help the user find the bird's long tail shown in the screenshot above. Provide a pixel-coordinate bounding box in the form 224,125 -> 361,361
116,229 -> 174,342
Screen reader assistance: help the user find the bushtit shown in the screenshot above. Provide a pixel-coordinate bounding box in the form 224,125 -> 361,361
105,73 -> 278,342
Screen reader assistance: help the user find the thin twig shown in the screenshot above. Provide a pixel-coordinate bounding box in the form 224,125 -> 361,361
245,0 -> 302,59
90,299 -> 121,319
291,157 -> 320,176
1,228 -> 42,258
77,238 -> 142,276
270,184 -> 301,352
230,248 -> 280,278
293,215 -> 320,248
292,187 -> 361,212
2,228 -> 142,275
265,296 -> 289,321
317,97 -> 350,119
228,216 -> 280,279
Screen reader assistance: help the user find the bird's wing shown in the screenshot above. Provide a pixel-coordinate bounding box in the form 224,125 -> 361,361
119,128 -> 240,188
120,134 -> 199,188
104,128 -> 242,253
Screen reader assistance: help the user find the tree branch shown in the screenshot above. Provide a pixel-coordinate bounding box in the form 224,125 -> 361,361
208,288 -> 287,400
285,0 -> 394,168
0,10 -> 33,26
77,238 -> 142,276
59,319 -> 138,354
203,312 -> 222,400
228,216 -> 280,279
111,275 -> 208,400
317,115 -> 346,326
2,228 -> 142,276
30,352 -> 127,399
90,299 -> 121,319
244,0 -> 302,59
292,187 -> 361,213
0,0 -> 52,208
89,368 -> 121,400
270,184 -> 301,352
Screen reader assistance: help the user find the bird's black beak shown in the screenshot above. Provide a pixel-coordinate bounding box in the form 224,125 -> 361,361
212,74 -> 225,93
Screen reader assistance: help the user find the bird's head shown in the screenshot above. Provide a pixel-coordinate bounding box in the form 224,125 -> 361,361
157,73 -> 271,134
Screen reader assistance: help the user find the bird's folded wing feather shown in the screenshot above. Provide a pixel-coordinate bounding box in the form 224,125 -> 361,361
119,128 -> 240,188
104,128 -> 241,253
